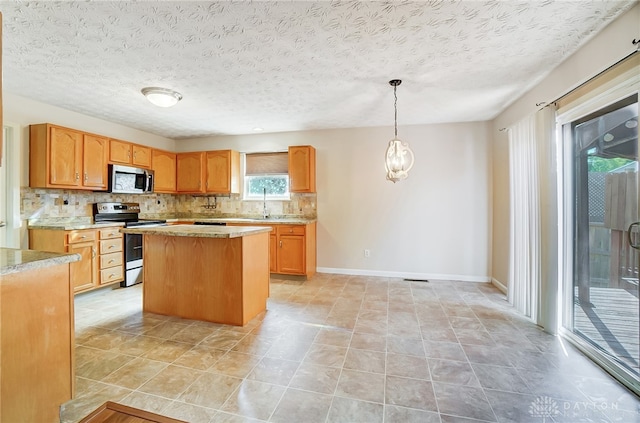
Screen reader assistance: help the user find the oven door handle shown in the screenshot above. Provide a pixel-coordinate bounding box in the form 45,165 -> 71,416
132,246 -> 142,250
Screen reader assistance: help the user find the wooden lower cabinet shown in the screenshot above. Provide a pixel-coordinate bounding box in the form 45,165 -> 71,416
141,230 -> 270,326
1,263 -> 74,423
68,239 -> 97,292
269,232 -> 277,272
98,227 -> 124,286
278,231 -> 306,274
228,222 -> 316,278
29,226 -> 124,294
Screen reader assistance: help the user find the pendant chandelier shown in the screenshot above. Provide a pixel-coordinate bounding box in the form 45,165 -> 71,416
385,79 -> 415,183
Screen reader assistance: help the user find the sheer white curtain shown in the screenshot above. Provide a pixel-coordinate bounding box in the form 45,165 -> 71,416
536,106 -> 559,334
508,113 -> 540,321
508,105 -> 558,328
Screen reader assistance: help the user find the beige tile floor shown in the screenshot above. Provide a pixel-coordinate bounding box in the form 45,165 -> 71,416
61,274 -> 640,423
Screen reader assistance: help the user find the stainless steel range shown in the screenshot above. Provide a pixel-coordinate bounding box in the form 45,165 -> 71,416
93,202 -> 166,287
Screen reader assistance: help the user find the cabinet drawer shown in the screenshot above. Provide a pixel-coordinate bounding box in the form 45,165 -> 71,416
277,225 -> 305,235
99,227 -> 122,239
100,238 -> 123,254
100,266 -> 124,284
67,230 -> 96,244
100,252 -> 123,269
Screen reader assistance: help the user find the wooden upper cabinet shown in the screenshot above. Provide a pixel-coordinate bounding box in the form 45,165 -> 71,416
152,149 -> 177,193
109,139 -> 152,169
30,124 -> 81,188
109,139 -> 131,164
176,152 -> 205,193
82,134 -> 108,189
205,150 -> 240,194
132,144 -> 151,168
30,123 -> 108,190
289,145 -> 316,193
49,126 -> 83,187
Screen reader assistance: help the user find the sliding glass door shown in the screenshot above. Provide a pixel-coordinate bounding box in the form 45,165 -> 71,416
565,95 -> 639,388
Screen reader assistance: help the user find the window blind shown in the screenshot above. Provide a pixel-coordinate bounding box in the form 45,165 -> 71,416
245,152 -> 288,175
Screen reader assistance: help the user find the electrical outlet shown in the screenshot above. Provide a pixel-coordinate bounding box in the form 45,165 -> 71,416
364,249 -> 370,258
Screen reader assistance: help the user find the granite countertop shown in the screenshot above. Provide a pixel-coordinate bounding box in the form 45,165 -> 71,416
165,217 -> 316,225
28,217 -> 315,231
1,248 -> 81,276
121,224 -> 272,238
28,221 -> 126,230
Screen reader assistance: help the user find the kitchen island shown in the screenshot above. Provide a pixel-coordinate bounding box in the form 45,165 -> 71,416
1,248 -> 79,423
120,225 -> 271,326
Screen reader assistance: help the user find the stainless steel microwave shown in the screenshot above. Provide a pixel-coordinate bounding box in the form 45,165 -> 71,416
108,164 -> 154,194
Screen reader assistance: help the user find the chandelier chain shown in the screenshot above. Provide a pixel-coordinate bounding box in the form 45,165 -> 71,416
394,85 -> 398,138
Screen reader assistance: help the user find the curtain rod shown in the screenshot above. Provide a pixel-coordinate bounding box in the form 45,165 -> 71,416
538,46 -> 638,109
498,41 -> 639,133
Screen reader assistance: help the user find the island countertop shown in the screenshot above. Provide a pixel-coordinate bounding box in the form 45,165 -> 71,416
120,224 -> 272,238
164,217 -> 317,225
0,248 -> 81,276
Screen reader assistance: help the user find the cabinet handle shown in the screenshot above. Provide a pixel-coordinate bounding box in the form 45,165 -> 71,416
289,228 -> 293,233
108,259 -> 114,264
279,241 -> 282,248
128,151 -> 131,158
109,273 -> 115,279
84,172 -> 88,181
80,235 -> 87,239
92,248 -> 96,258
75,172 -> 80,180
108,245 -> 114,249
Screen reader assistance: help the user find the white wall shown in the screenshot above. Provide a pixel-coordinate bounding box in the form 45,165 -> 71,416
6,90 -> 493,280
490,3 -> 640,287
178,121 -> 493,281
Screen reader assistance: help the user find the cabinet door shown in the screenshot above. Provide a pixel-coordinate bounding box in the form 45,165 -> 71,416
49,126 -> 82,187
205,150 -> 240,193
278,234 -> 305,274
83,134 -> 108,189
152,149 -> 177,193
289,145 -> 316,193
68,241 -> 96,292
109,139 -> 132,164
176,152 -> 205,192
132,145 -> 152,168
270,234 -> 277,273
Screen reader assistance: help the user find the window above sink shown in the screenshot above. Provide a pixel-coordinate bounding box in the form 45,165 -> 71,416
243,152 -> 290,201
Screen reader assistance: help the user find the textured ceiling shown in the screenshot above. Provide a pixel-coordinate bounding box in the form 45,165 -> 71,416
0,1 -> 636,139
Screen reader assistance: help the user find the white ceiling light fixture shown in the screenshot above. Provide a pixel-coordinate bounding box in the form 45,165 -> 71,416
385,79 -> 415,183
141,87 -> 183,108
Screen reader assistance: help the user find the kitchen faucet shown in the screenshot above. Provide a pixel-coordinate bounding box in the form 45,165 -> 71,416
262,188 -> 269,219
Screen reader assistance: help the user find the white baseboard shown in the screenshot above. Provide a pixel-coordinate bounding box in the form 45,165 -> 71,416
491,277 -> 508,294
316,267 -> 491,283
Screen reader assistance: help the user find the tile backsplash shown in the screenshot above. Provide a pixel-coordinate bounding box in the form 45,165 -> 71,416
22,188 -> 317,224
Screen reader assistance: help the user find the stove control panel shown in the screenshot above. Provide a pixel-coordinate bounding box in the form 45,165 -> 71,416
94,202 -> 141,214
